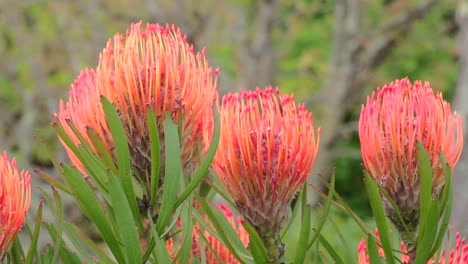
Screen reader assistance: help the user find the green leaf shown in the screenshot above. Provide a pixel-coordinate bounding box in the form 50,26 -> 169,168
174,107 -> 220,208
367,233 -> 383,264
63,223 -> 114,264
319,234 -> 344,264
307,171 -> 335,249
147,107 -> 161,207
86,127 -> 118,173
41,245 -> 53,264
196,195 -> 246,264
107,171 -> 142,264
10,236 -> 25,264
414,200 -> 439,264
242,222 -> 269,264
363,172 -> 395,264
58,247 -> 83,264
417,142 -> 432,240
61,164 -> 125,263
148,211 -> 172,264
191,209 -> 250,261
34,169 -> 71,195
156,113 -> 182,233
51,186 -> 64,264
430,160 -> 453,257
294,184 -> 311,264
176,202 -> 193,264
25,201 -> 43,264
101,97 -> 144,234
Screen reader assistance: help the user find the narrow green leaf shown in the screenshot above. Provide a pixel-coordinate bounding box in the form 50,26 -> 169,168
417,142 -> 432,243
41,245 -> 53,264
58,247 -> 83,264
86,127 -> 118,173
107,171 -> 142,264
64,223 -> 114,264
367,233 -> 383,264
51,186 -> 64,264
25,201 -> 43,264
415,200 -> 439,264
176,202 -> 193,264
319,234 -> 345,264
191,209 -> 251,260
10,236 -> 25,264
307,171 -> 335,249
363,172 -> 395,264
294,185 -> 311,264
174,107 -> 220,208
61,164 -> 125,263
148,211 -> 172,264
156,113 -> 182,233
147,107 -> 161,207
101,97 -> 144,234
430,167 -> 453,257
242,222 -> 269,264
197,195 -> 246,264
35,136 -> 63,174
34,169 -> 71,194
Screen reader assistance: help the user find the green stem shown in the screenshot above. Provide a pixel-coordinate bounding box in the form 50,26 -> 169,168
259,231 -> 281,264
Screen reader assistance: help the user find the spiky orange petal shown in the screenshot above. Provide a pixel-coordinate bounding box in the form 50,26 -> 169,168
0,152 -> 31,259
56,22 -> 217,179
212,86 -> 320,234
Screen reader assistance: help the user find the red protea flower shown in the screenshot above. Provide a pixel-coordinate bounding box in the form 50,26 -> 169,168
357,232 -> 468,264
56,22 -> 217,197
0,152 -> 31,259
212,87 -> 320,261
359,78 -> 463,237
166,203 -> 249,264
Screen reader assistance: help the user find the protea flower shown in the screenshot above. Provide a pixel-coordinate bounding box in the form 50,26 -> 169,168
357,232 -> 468,264
212,87 -> 320,262
56,22 -> 217,206
0,152 -> 31,259
166,203 -> 249,263
359,78 -> 463,244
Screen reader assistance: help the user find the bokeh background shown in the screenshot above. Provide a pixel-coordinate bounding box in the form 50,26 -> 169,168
1,0 -> 467,260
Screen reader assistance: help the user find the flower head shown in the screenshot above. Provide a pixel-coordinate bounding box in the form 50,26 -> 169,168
357,232 -> 468,264
166,203 -> 249,264
359,78 -> 463,232
212,86 -> 320,238
0,152 -> 31,259
56,22 -> 217,181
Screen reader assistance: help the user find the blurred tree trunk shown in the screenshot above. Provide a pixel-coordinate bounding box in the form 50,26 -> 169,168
310,0 -> 438,200
239,0 -> 279,89
451,0 -> 468,237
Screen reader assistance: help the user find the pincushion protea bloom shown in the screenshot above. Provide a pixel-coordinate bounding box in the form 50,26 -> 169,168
358,232 -> 468,264
212,87 -> 320,261
56,22 -> 217,198
166,203 -> 249,263
359,78 -> 463,238
0,152 -> 31,259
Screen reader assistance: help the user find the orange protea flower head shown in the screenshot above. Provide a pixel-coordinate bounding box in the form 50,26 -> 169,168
166,203 -> 249,264
0,152 -> 31,259
212,86 -> 320,244
56,22 -> 217,187
357,232 -> 468,264
359,78 -> 463,233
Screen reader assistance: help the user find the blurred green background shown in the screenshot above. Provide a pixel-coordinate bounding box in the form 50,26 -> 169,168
1,0 -> 467,262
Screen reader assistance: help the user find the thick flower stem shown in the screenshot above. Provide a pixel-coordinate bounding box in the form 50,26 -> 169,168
259,231 -> 281,264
